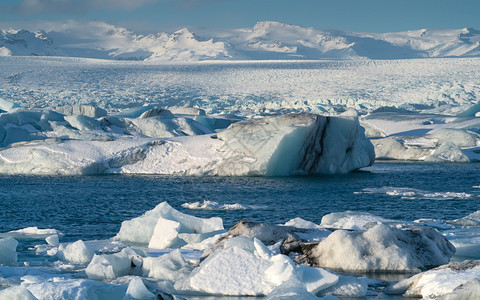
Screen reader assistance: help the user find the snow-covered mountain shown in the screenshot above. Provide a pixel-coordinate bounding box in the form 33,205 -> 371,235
0,28 -> 62,57
1,21 -> 480,60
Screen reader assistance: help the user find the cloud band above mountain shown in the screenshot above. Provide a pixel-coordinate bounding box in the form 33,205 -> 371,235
1,0 -> 158,14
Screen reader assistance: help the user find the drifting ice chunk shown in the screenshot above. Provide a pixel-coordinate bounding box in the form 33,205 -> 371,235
216,114 -> 374,175
300,224 -> 454,272
1,227 -> 63,240
0,237 -> 18,266
85,247 -> 143,280
371,137 -> 431,161
148,218 -> 181,249
25,277 -> 127,300
181,200 -> 249,211
57,240 -> 93,265
387,260 -> 480,299
176,238 -> 338,297
0,285 -> 36,300
124,277 -> 155,300
283,218 -> 322,230
0,113 -> 373,176
176,245 -> 272,295
320,211 -> 392,230
64,115 -> 101,131
46,235 -> 60,247
425,142 -> 470,162
450,211 -> 480,226
56,105 -> 107,118
264,279 -> 323,300
320,276 -> 368,297
115,202 -> 223,249
139,107 -> 174,119
168,106 -> 206,116
428,128 -> 480,148
142,249 -> 191,280
0,98 -> 21,112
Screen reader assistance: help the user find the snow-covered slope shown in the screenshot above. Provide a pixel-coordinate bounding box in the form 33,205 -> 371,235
0,29 -> 62,57
1,21 -> 480,61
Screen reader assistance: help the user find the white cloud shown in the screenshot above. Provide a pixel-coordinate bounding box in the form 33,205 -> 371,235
2,0 -> 158,15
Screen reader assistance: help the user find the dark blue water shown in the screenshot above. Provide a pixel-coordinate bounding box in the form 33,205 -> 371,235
0,162 -> 479,242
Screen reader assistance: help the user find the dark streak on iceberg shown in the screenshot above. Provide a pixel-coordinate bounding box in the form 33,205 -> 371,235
299,116 -> 330,174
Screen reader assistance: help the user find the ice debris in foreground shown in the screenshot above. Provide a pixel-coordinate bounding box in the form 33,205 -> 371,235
115,201 -> 225,249
175,237 -> 339,296
181,200 -> 251,211
387,260 -> 480,299
0,105 -> 374,175
298,224 -> 455,273
0,202 -> 470,299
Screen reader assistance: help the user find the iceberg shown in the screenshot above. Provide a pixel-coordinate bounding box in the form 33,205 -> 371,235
85,247 -> 143,280
0,237 -> 18,266
0,285 -> 37,300
319,276 -> 368,298
320,211 -> 394,230
56,240 -> 94,265
298,224 -> 455,272
0,113 -> 374,176
0,98 -> 20,112
142,249 -> 191,281
56,105 -> 107,118
0,227 -> 63,241
215,113 -> 374,176
114,202 -> 224,249
124,277 -> 155,300
387,260 -> 480,299
175,237 -> 338,297
24,277 -> 127,300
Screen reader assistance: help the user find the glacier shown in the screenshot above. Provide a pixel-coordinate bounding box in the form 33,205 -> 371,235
2,54 -> 480,164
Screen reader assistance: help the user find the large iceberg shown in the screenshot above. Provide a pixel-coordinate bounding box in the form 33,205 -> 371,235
0,112 -> 374,176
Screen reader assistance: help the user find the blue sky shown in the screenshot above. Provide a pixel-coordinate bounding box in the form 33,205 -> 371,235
0,0 -> 479,33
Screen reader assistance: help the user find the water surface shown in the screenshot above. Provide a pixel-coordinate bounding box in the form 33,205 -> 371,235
1,162 -> 478,242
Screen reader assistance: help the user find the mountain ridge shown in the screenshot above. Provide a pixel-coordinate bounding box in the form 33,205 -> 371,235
1,21 -> 479,61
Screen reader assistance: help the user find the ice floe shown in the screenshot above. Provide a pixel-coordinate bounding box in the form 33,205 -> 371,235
0,227 -> 64,241
359,187 -> 474,200
181,200 -> 250,211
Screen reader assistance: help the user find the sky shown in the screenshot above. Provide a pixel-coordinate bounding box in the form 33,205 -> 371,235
0,0 -> 479,34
